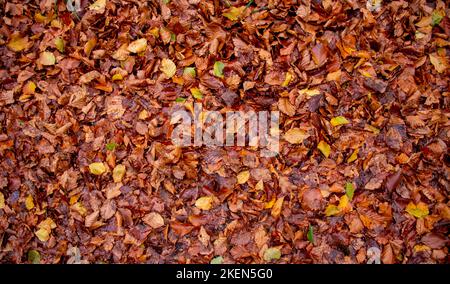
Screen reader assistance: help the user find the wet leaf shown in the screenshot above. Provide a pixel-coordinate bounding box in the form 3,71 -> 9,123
160,58 -> 177,78
431,9 -> 445,26
89,162 -> 106,175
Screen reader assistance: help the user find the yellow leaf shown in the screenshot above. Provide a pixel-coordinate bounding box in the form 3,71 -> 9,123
406,202 -> 429,218
413,244 -> 431,253
271,196 -> 284,218
7,34 -> 29,52
0,192 -> 5,209
338,195 -> 351,211
317,140 -> 331,158
54,37 -> 65,53
429,53 -> 447,73
23,81 -> 36,96
38,218 -> 56,231
347,148 -> 359,163
138,109 -> 149,120
330,116 -> 350,126
255,180 -> 264,191
263,247 -> 281,261
89,162 -> 106,175
365,124 -> 380,134
237,170 -> 250,184
38,51 -> 56,66
299,88 -> 320,97
72,202 -> 87,216
284,128 -> 309,144
127,38 -> 147,53
112,164 -> 126,183
281,71 -> 292,87
35,228 -> 50,242
112,44 -> 129,61
223,6 -> 245,21
195,196 -> 214,210
25,195 -> 35,210
112,73 -> 123,81
89,0 -> 106,11
264,196 -> 276,209
190,88 -> 203,99
160,58 -> 177,78
325,204 -> 340,216
84,38 -> 97,57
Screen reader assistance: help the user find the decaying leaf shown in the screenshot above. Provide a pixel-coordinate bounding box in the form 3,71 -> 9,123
112,164 -> 126,183
38,51 -> 56,66
127,38 -> 147,53
284,128 -> 309,144
317,141 -> 331,158
406,202 -> 429,218
263,247 -> 281,262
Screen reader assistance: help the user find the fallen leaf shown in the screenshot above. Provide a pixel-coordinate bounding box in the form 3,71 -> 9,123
271,196 -> 284,218
54,37 -> 65,53
112,164 -> 126,183
25,195 -> 34,210
210,256 -> 224,264
127,38 -> 147,53
317,141 -> 331,158
263,247 -> 281,262
28,250 -> 40,264
38,51 -> 56,66
237,170 -> 250,184
7,34 -> 29,52
89,162 -> 106,175
0,192 -> 5,209
89,0 -> 107,11
330,116 -> 350,126
284,128 -> 309,144
223,6 -> 245,21
143,212 -> 165,229
406,202 -> 429,218
429,53 -> 447,73
195,196 -> 214,210
160,58 -> 177,78
213,61 -> 225,78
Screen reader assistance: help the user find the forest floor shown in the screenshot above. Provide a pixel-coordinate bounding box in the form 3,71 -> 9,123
0,0 -> 449,264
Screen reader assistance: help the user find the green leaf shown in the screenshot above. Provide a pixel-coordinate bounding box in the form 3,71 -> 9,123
213,61 -> 225,78
432,10 -> 444,26
163,0 -> 171,3
190,88 -> 203,99
307,225 -> 314,244
210,256 -> 224,264
28,250 -> 41,264
263,247 -> 281,262
345,182 -> 355,201
106,142 -> 118,151
175,97 -> 186,103
183,67 -> 196,78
